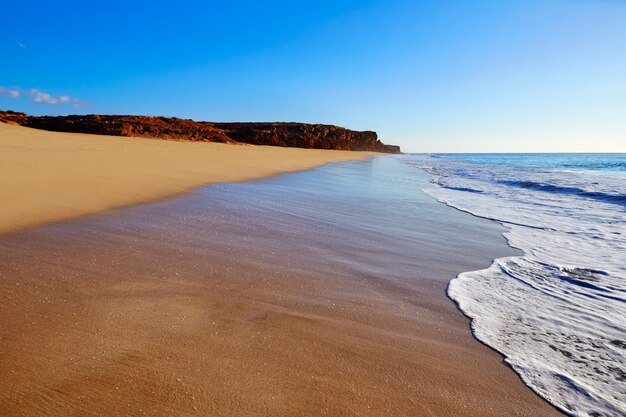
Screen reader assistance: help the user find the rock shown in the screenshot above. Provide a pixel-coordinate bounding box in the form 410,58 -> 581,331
20,114 -> 234,143
211,122 -> 400,153
0,111 -> 401,153
0,110 -> 28,125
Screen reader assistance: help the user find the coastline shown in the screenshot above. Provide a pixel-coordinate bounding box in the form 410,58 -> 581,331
411,152 -> 626,417
0,123 -> 377,234
0,157 -> 563,416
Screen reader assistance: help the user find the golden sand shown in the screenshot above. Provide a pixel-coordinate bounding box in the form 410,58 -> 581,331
0,181 -> 562,417
0,125 -> 561,416
0,123 -> 375,234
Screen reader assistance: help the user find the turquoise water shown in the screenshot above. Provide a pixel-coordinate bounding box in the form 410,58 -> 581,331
432,153 -> 626,171
428,153 -> 626,208
402,153 -> 626,417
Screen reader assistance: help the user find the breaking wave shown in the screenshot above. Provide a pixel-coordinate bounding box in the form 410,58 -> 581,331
403,153 -> 626,417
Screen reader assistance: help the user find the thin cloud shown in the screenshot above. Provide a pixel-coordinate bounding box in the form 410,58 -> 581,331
0,86 -> 20,98
0,86 -> 86,108
16,40 -> 27,49
30,89 -> 62,105
29,89 -> 83,107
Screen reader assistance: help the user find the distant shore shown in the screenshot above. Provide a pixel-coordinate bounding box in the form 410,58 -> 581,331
0,123 -> 377,234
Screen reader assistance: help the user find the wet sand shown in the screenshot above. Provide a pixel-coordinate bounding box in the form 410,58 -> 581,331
0,157 -> 562,416
0,123 -> 375,234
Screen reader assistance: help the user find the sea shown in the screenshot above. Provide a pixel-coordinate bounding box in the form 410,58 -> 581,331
401,153 -> 626,417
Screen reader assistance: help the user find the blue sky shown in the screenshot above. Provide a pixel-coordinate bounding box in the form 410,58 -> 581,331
1,0 -> 625,152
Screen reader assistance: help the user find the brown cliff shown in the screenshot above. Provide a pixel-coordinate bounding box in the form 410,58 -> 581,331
0,111 -> 400,153
211,122 -> 400,153
10,114 -> 233,143
0,110 -> 28,125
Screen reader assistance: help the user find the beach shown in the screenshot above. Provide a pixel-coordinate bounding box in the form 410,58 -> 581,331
0,138 -> 561,417
0,123 -> 375,234
2,1 -> 621,415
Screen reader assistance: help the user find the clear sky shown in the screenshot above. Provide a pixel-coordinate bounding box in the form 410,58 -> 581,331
1,0 -> 625,152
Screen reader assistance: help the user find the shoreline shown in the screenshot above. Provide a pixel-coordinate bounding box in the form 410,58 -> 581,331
0,123 -> 378,234
415,153 -> 626,417
0,157 -> 563,416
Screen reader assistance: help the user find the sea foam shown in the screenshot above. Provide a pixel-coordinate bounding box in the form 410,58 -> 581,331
403,154 -> 626,417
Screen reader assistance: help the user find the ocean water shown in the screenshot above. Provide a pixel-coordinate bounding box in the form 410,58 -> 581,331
401,153 -> 626,417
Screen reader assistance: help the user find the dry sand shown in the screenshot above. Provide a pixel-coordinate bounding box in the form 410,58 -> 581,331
0,122 -> 375,234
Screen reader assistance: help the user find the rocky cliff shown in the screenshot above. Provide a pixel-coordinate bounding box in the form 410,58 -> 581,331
0,111 -> 400,153
212,122 -> 400,153
0,110 -> 28,125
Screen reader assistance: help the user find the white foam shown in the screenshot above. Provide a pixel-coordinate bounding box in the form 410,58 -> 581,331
403,154 -> 626,417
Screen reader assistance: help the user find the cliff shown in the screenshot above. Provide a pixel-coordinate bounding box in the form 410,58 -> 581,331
4,113 -> 233,143
212,122 -> 400,153
0,111 -> 401,153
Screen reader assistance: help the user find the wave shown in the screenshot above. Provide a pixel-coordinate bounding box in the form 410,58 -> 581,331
448,257 -> 626,417
499,180 -> 626,207
401,153 -> 626,417
439,185 -> 484,193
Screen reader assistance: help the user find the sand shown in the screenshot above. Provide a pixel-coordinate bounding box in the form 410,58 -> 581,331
0,157 -> 563,417
0,123 -> 375,234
